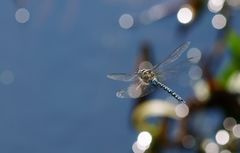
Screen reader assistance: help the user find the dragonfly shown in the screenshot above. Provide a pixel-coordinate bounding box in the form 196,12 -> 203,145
107,41 -> 193,103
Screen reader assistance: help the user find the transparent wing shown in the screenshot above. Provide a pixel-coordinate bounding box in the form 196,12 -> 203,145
116,81 -> 157,98
152,41 -> 190,70
107,73 -> 137,82
155,56 -> 196,82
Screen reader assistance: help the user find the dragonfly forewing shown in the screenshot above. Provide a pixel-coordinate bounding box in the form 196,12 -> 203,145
107,73 -> 137,82
152,41 -> 190,70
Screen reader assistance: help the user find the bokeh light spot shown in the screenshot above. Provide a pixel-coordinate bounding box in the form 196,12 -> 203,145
205,142 -> 219,153
137,131 -> 152,150
175,103 -> 189,118
215,130 -> 229,145
132,142 -> 144,153
119,14 -> 134,29
189,65 -> 203,80
227,72 -> 240,93
177,5 -> 194,24
212,14 -> 227,30
187,48 -> 202,63
193,80 -> 210,102
227,0 -> 240,7
220,149 -> 231,153
148,4 -> 166,22
207,0 -> 224,13
15,8 -> 30,23
0,70 -> 15,85
232,124 -> 240,138
223,117 -> 236,130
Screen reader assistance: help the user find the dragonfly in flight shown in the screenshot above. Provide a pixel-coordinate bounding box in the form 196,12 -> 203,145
107,42 -> 194,103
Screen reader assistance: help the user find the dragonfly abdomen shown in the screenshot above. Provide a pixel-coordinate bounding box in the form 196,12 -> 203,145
152,79 -> 186,103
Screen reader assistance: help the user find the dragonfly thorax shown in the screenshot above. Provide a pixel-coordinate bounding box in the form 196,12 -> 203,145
138,69 -> 156,84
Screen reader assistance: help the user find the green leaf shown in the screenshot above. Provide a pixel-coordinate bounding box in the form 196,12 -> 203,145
227,30 -> 240,63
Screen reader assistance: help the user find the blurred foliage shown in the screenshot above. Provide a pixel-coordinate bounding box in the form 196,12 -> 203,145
219,30 -> 240,87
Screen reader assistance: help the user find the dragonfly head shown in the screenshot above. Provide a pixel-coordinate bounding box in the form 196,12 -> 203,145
137,69 -> 156,84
